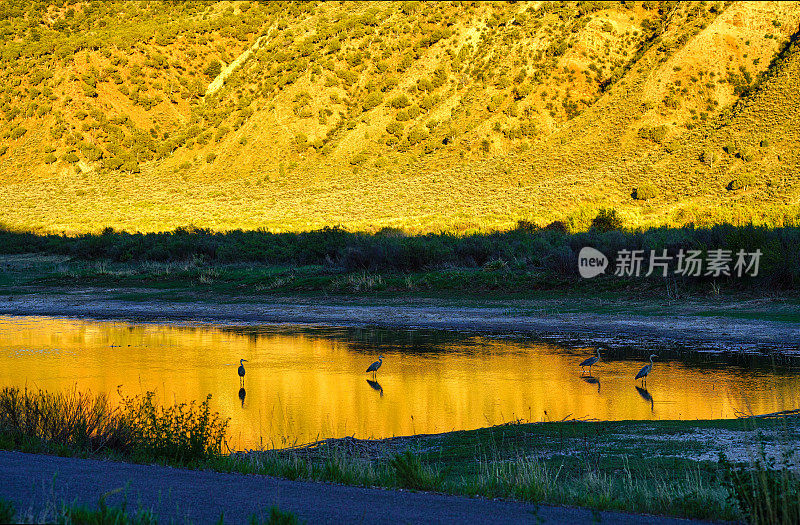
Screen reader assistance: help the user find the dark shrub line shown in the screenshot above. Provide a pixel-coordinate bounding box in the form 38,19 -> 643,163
1,223 -> 798,288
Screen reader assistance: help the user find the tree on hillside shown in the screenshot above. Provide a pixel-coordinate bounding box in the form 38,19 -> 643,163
591,208 -> 624,232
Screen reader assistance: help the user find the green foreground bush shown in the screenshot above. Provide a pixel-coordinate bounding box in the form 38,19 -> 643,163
0,387 -> 228,462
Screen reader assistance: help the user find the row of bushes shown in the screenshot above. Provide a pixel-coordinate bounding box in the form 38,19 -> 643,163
1,221 -> 799,288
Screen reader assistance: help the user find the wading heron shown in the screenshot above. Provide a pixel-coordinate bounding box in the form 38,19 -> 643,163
366,355 -> 384,377
238,358 -> 248,386
635,354 -> 657,385
579,349 -> 601,375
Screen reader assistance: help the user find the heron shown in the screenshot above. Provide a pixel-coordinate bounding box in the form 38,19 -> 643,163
238,358 -> 248,386
579,349 -> 601,375
366,355 -> 384,377
635,354 -> 657,385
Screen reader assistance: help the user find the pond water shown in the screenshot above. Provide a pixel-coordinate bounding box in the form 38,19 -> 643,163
0,315 -> 797,450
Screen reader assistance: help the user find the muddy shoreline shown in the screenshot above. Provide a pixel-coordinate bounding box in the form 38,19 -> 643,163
1,289 -> 798,353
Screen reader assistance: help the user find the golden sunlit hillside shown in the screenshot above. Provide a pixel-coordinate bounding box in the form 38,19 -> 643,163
1,0 -> 799,233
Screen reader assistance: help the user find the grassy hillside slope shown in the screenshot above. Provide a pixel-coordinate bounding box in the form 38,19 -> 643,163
0,1 -> 799,234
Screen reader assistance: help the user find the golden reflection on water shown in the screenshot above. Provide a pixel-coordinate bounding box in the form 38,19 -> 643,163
0,315 -> 797,450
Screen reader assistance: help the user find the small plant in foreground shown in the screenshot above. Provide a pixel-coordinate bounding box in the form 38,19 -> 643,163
0,386 -> 127,453
248,506 -> 302,525
722,449 -> 800,525
59,491 -> 157,525
0,499 -> 15,523
389,450 -> 440,490
120,391 -> 228,462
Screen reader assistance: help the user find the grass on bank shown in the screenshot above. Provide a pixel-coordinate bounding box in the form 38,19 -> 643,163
2,387 -> 800,522
220,417 -> 800,523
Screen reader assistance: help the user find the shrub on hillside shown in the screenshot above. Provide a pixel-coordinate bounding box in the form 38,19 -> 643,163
420,95 -> 437,111
389,95 -> 411,109
407,128 -> 428,145
386,121 -> 403,137
362,92 -> 382,112
515,220 -> 537,232
723,141 -> 737,155
637,125 -> 668,144
738,147 -> 754,162
513,83 -> 532,100
727,173 -> 756,191
590,208 -> 624,232
543,221 -> 569,233
487,93 -> 506,112
381,76 -> 399,92
204,60 -> 222,78
294,133 -> 308,151
103,157 -> 124,170
700,148 -> 717,167
336,70 -> 358,86
121,159 -> 139,173
635,183 -> 658,200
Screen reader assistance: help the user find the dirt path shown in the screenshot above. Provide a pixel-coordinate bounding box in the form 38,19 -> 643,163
0,451 -> 709,524
1,290 -> 798,353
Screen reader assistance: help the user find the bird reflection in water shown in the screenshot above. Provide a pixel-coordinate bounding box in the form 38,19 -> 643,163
238,387 -> 246,407
635,385 -> 654,412
366,379 -> 384,397
581,375 -> 600,394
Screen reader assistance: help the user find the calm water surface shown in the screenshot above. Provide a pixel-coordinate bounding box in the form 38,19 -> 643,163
0,315 -> 797,450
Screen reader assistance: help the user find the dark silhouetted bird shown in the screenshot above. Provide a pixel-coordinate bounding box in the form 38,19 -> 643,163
238,358 -> 248,385
366,355 -> 384,377
580,349 -> 601,375
635,354 -> 657,385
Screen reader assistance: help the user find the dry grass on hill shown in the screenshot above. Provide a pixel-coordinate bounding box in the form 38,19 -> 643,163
0,1 -> 798,234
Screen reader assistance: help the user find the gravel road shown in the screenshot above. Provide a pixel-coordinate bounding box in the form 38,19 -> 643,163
0,451 -> 710,524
